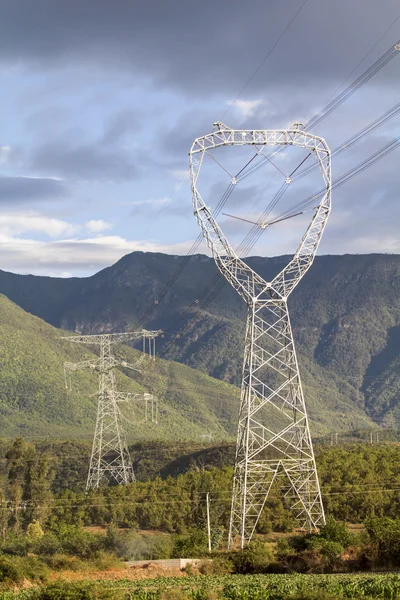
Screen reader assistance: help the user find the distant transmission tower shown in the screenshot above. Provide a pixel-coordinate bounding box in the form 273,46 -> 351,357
63,330 -> 161,490
189,123 -> 331,548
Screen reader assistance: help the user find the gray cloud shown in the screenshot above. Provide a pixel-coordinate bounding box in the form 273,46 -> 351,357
102,109 -> 141,145
0,0 -> 398,96
30,141 -> 139,182
0,176 -> 69,203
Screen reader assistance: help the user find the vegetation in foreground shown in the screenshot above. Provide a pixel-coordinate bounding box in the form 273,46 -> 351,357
0,441 -> 398,597
4,573 -> 400,599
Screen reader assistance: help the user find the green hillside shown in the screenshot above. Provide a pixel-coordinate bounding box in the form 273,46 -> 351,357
0,252 -> 399,431
0,293 -> 377,440
0,294 -> 241,440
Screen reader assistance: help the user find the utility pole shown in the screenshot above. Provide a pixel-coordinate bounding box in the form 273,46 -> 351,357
190,123 -> 331,549
206,492 -> 212,553
63,330 -> 161,490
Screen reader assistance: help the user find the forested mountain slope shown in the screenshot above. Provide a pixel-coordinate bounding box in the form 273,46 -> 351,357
0,294 -> 245,440
0,252 -> 399,427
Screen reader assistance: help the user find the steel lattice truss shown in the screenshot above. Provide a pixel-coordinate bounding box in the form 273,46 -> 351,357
63,330 -> 161,490
189,123 -> 331,548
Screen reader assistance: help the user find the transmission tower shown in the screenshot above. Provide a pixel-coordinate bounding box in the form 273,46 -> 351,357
63,330 -> 161,490
189,123 -> 331,548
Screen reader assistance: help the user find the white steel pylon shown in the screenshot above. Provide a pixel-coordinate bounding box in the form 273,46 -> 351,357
63,330 -> 161,490
189,123 -> 331,548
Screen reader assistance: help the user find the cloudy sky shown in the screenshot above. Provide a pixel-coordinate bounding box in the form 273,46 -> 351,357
0,0 -> 399,277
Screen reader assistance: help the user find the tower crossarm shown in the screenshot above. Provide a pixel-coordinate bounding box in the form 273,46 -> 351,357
120,356 -> 145,372
62,329 -> 162,346
114,392 -> 144,402
189,124 -> 331,302
64,358 -> 100,372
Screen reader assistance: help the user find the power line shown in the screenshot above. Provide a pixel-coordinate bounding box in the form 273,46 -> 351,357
6,484 -> 400,512
160,132 -> 400,346
220,0 -> 309,120
137,39 -> 400,332
133,2 -> 310,272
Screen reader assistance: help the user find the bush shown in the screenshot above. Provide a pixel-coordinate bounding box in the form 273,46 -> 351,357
230,540 -> 274,574
42,554 -> 87,572
306,537 -> 344,558
33,533 -> 62,556
319,517 -> 352,548
91,551 -> 124,571
365,516 -> 400,566
0,555 -> 49,584
49,524 -> 104,559
199,555 -> 234,575
1,534 -> 28,556
27,520 -> 45,542
111,530 -> 173,561
0,555 -> 24,584
172,529 -> 208,558
30,581 -> 96,600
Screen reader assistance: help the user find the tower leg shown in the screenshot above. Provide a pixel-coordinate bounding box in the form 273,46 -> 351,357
228,299 -> 324,548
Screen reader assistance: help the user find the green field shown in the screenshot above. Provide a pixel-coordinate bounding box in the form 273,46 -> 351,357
5,573 -> 400,599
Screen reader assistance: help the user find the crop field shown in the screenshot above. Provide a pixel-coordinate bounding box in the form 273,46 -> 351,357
5,573 -> 400,600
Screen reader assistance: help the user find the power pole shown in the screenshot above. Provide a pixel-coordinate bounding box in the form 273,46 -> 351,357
190,123 -> 331,549
63,330 -> 161,490
206,492 -> 212,553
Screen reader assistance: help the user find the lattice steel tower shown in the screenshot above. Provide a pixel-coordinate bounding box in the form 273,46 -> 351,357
64,330 -> 160,490
189,123 -> 331,548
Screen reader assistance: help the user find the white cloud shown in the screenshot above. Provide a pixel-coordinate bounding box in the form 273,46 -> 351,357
228,99 -> 263,119
0,233 -> 207,276
85,219 -> 113,233
0,146 -> 11,164
0,213 -> 78,238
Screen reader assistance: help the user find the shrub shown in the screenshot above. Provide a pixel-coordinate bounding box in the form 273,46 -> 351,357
230,540 -> 274,574
33,533 -> 62,556
0,555 -> 24,584
172,529 -> 208,558
49,524 -> 104,559
112,531 -> 173,561
91,551 -> 124,571
319,517 -> 352,548
42,554 -> 87,572
306,537 -> 344,558
365,516 -> 400,566
1,534 -> 28,556
27,520 -> 45,542
199,555 -> 234,575
18,556 -> 49,583
0,555 -> 49,584
30,581 -> 97,600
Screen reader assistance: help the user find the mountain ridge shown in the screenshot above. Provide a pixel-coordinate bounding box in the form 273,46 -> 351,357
0,251 -> 399,428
